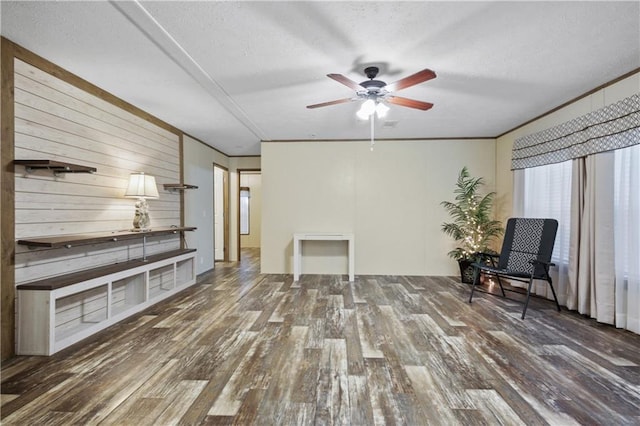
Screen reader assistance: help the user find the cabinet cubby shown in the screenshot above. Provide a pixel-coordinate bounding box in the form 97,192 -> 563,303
176,258 -> 195,286
149,264 -> 175,299
111,273 -> 146,316
55,284 -> 109,343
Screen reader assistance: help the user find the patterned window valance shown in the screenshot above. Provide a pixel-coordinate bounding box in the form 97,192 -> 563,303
512,93 -> 640,170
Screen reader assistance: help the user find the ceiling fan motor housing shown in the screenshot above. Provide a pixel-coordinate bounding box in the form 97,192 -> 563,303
360,80 -> 386,89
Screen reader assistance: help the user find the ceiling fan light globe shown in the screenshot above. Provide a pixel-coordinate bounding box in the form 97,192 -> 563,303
360,99 -> 376,115
376,102 -> 390,118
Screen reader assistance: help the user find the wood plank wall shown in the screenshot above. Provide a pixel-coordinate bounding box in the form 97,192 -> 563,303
13,58 -> 182,283
1,38 -> 187,359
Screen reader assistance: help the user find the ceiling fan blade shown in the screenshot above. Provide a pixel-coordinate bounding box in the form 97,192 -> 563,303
306,98 -> 354,109
385,69 -> 436,92
327,74 -> 364,91
386,96 -> 434,111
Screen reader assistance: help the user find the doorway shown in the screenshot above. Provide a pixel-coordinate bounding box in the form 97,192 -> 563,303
238,169 -> 261,261
214,164 -> 229,262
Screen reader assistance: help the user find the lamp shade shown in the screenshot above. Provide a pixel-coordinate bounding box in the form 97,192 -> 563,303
124,172 -> 159,199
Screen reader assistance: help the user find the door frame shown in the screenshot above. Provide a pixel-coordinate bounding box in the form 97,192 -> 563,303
213,163 -> 229,262
237,168 -> 261,261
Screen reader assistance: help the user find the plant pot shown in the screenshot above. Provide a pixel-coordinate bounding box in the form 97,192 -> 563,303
458,259 -> 475,284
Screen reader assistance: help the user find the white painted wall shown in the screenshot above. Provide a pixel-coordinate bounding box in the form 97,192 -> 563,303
495,71 -> 640,223
183,146 -> 260,264
240,172 -> 261,248
261,139 -> 496,276
183,134 -> 229,274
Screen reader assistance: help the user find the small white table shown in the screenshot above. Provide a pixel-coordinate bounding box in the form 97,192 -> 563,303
293,233 -> 355,282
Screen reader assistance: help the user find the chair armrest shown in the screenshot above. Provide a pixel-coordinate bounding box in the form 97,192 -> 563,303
476,252 -> 499,258
472,252 -> 500,268
529,259 -> 556,267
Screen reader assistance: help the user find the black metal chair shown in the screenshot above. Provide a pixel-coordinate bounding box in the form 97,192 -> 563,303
469,218 -> 561,319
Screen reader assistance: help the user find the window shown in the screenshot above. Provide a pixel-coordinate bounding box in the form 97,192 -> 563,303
240,187 -> 250,235
523,160 -> 572,264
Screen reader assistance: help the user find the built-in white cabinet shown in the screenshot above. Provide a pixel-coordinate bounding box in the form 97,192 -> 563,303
17,249 -> 196,356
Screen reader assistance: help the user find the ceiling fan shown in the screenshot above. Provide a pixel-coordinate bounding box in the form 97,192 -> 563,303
306,66 -> 436,114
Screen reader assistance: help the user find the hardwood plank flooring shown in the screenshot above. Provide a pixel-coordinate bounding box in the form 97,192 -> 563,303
2,248 -> 640,425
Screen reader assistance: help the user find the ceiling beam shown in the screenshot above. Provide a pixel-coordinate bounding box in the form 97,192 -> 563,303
110,0 -> 268,142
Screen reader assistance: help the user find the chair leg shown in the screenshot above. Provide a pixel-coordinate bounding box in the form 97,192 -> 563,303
495,274 -> 506,297
547,277 -> 561,312
469,266 -> 480,303
522,276 -> 534,319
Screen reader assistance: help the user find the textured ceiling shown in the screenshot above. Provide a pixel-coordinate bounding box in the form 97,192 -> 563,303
2,1 -> 639,156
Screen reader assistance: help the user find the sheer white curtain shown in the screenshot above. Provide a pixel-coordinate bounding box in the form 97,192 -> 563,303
568,153 -> 615,322
614,144 -> 640,333
520,161 -> 573,304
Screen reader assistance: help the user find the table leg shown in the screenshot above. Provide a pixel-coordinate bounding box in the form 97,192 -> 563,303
348,237 -> 355,282
293,237 -> 300,281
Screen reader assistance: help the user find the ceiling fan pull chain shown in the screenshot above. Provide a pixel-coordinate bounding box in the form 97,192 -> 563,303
370,114 -> 375,151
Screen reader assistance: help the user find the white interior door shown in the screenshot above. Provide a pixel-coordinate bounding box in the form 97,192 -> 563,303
214,166 -> 225,260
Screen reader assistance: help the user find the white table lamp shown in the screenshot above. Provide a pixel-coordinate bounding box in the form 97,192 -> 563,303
125,172 -> 159,231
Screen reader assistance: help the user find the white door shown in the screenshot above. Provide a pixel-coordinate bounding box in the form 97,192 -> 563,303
214,166 -> 225,260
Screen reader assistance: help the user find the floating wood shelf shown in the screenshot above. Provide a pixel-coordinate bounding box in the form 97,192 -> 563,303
14,159 -> 97,175
163,183 -> 198,191
17,226 -> 196,249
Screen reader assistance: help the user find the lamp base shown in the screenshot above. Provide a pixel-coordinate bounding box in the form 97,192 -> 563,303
132,198 -> 151,230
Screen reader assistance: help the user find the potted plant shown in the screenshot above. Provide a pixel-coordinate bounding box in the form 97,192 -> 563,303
441,167 -> 503,283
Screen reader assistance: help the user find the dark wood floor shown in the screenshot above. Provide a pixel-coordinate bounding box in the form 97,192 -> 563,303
2,248 -> 640,425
